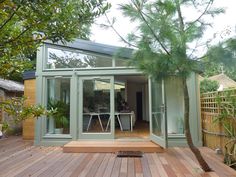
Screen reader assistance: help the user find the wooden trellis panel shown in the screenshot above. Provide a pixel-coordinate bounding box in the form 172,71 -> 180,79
201,89 -> 236,152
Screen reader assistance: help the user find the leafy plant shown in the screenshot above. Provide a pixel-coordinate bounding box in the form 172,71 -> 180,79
200,79 -> 219,93
47,99 -> 70,129
0,96 -> 55,132
0,0 -> 110,80
214,90 -> 236,167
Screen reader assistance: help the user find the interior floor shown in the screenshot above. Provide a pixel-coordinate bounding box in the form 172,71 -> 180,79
115,120 -> 149,139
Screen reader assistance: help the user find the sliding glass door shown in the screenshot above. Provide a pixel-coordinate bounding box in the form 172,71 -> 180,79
78,76 -> 114,139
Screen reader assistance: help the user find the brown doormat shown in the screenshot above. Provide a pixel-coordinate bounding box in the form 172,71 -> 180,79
116,151 -> 143,157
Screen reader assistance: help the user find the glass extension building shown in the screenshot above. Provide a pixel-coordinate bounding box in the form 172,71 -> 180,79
34,39 -> 202,147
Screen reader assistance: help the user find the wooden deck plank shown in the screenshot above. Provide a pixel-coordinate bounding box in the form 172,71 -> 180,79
59,153 -> 87,177
0,136 -> 22,147
164,149 -> 191,176
111,157 -> 122,177
13,147 -> 62,177
119,157 -> 128,177
0,146 -> 43,172
0,140 -> 32,157
140,154 -> 152,177
184,148 -> 236,177
102,153 -> 116,177
0,136 -> 236,177
53,153 -> 83,177
134,158 -> 143,177
76,153 -> 100,177
127,158 -> 135,177
83,153 -> 105,177
69,153 -> 94,177
0,145 -> 34,163
149,153 -> 166,177
30,151 -> 65,177
94,153 -> 112,177
37,153 -> 74,177
4,147 -> 53,177
146,153 -> 161,177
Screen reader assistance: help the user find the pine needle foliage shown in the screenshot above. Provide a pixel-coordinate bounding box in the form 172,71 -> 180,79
120,0 -> 224,172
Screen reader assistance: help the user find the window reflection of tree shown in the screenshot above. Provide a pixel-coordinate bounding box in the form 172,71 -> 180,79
49,51 -> 96,68
83,80 -> 95,112
83,80 -> 110,113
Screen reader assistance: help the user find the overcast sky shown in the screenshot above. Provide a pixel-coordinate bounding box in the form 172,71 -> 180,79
90,0 -> 236,48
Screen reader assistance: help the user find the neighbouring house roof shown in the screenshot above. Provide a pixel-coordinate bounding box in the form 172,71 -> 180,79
0,78 -> 24,92
208,73 -> 236,89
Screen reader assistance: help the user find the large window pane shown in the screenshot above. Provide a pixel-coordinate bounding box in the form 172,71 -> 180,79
46,48 -> 112,69
47,78 -> 70,134
82,79 -> 111,133
165,77 -> 184,135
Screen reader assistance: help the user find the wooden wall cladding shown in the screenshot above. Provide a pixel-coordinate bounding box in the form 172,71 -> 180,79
23,79 -> 36,140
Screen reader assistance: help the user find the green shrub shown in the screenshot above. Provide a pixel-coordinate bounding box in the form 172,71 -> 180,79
200,79 -> 219,93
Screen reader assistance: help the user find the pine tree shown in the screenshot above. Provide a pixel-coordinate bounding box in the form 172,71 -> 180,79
119,0 -> 225,172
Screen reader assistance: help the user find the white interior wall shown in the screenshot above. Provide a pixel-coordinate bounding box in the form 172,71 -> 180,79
126,81 -> 149,122
143,83 -> 149,121
127,82 -> 140,118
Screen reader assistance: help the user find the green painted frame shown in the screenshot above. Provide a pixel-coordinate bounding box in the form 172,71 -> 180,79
78,76 -> 115,139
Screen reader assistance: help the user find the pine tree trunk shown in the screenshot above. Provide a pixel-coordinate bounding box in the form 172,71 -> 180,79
182,78 -> 212,172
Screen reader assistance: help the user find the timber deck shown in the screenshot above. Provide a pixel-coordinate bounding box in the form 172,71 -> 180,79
63,140 -> 163,153
0,136 -> 236,177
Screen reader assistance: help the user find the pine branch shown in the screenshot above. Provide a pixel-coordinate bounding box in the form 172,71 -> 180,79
194,54 -> 208,61
104,13 -> 138,48
132,1 -> 171,55
185,0 -> 213,32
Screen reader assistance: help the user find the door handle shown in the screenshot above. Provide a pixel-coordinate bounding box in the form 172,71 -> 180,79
160,104 -> 166,113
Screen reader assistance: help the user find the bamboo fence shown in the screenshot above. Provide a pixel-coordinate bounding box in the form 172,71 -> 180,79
201,89 -> 236,152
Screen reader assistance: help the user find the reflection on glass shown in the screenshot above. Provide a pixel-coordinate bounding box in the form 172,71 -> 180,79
166,77 -> 184,135
114,82 -> 125,112
47,48 -> 112,69
82,79 -> 111,133
47,78 -> 70,134
115,58 -> 128,67
151,79 -> 164,137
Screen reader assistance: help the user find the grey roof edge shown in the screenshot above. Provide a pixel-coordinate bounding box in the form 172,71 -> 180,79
0,78 -> 24,92
44,39 -> 134,59
23,71 -> 36,80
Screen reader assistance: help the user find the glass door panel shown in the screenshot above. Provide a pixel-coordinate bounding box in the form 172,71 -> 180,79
78,76 -> 114,139
150,79 -> 167,148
